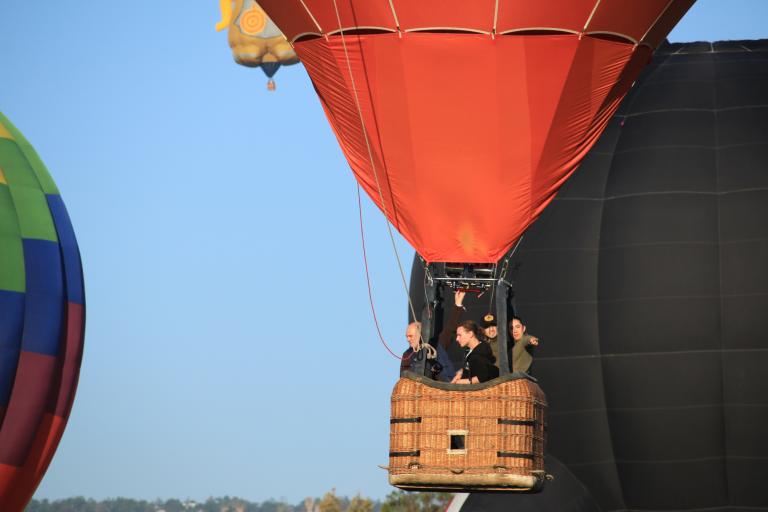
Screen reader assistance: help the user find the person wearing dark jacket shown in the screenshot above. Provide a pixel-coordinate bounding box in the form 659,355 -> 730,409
451,320 -> 499,384
400,321 -> 455,382
438,290 -> 468,370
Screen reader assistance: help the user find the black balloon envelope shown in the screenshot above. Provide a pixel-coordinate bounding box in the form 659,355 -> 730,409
412,39 -> 768,511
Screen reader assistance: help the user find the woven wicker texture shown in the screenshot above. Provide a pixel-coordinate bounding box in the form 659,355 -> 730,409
389,375 -> 546,490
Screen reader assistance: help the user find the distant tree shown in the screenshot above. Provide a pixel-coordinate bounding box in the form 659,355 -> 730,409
101,497 -> 154,512
26,494 -> 373,512
318,489 -> 342,512
380,491 -> 452,512
26,498 -> 54,512
256,498 -> 294,512
27,496 -> 95,512
275,503 -> 294,512
157,498 -> 186,512
346,494 -> 374,512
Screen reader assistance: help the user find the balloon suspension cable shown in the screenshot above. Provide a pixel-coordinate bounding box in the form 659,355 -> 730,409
357,185 -> 402,360
331,0 -> 430,354
423,260 -> 432,316
487,263 -> 498,312
489,235 -> 524,313
500,235 -> 524,283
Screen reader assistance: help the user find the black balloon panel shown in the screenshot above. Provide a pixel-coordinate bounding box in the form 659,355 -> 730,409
600,194 -> 718,246
629,79 -> 715,111
719,190 -> 768,241
597,244 -> 720,300
513,249 -> 598,304
718,145 -> 768,190
617,458 -> 728,509
606,148 -> 717,195
718,108 -> 768,146
516,303 -> 599,358
720,295 -> 768,350
598,297 -> 721,354
721,240 -> 768,295
518,201 -> 603,250
616,111 -> 715,152
608,406 -> 725,461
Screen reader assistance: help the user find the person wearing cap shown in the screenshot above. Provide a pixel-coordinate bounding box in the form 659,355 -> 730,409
481,313 -> 501,363
508,316 -> 540,374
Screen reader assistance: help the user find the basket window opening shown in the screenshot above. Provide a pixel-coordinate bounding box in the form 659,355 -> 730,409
448,430 -> 468,454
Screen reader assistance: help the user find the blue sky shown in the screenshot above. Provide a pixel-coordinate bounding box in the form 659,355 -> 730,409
0,0 -> 766,505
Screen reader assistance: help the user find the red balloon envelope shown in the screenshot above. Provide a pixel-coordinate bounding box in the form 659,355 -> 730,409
259,0 -> 695,263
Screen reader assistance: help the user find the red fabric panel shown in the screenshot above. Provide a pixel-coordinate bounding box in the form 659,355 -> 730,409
255,0 -> 320,39
643,0 -> 697,47
301,0 -> 395,33
296,33 -> 635,262
0,352 -> 56,466
588,0 -> 675,42
392,0 -> 496,32
0,304 -> 84,510
497,0 -> 596,33
0,414 -> 66,512
259,1 -> 692,42
52,302 -> 85,417
0,464 -> 19,509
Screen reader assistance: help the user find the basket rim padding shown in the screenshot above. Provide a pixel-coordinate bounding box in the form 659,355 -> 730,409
389,471 -> 537,489
399,370 -> 539,391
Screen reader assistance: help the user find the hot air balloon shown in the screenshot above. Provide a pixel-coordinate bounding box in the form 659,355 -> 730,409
256,0 -> 694,492
0,112 -> 85,512
418,38 -> 768,510
258,0 -> 695,263
216,0 -> 300,90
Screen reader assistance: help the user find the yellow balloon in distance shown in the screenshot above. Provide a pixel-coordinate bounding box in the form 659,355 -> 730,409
216,0 -> 299,90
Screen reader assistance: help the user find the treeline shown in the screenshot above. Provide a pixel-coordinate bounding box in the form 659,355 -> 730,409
27,490 -> 453,512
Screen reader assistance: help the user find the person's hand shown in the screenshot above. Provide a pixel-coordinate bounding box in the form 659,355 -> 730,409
530,337 -> 539,346
455,290 -> 466,307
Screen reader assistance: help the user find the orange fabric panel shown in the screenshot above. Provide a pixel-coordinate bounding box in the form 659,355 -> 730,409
589,0 -> 677,42
300,0 -> 396,33
496,0 -> 596,33
393,0 -> 496,32
643,0 -> 697,47
296,33 -> 636,262
255,1 -> 319,39
0,414 -> 65,512
259,1 -> 694,41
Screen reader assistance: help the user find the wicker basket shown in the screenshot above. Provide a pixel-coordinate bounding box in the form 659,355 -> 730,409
388,372 -> 547,492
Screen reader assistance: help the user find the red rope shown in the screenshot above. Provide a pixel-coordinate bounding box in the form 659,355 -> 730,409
357,185 -> 404,360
